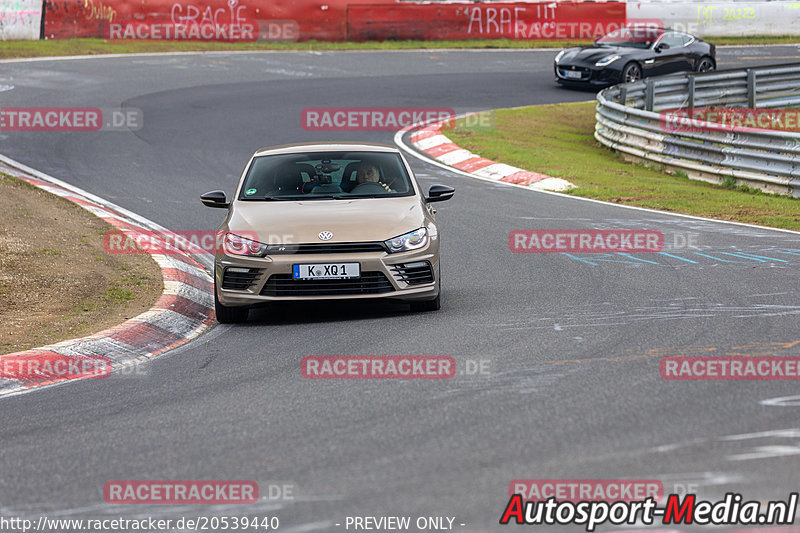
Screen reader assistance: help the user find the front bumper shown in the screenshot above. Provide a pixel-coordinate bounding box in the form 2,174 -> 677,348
215,243 -> 439,307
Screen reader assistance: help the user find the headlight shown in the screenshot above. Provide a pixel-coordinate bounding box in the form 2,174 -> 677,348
385,228 -> 428,253
223,233 -> 267,256
554,50 -> 566,63
595,55 -> 621,67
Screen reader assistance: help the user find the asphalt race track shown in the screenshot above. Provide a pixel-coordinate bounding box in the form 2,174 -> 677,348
2,46 -> 800,532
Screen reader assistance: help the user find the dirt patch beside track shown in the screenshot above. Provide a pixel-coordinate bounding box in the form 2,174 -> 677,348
0,173 -> 163,354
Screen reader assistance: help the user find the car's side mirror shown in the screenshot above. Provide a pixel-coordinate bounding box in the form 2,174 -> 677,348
655,42 -> 670,52
200,190 -> 230,208
425,184 -> 455,203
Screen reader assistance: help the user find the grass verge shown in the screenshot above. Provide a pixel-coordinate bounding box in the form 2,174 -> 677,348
0,173 -> 163,354
0,36 -> 799,59
446,102 -> 800,230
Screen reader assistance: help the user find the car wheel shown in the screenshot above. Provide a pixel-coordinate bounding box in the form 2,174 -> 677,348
696,56 -> 715,73
622,63 -> 642,83
214,289 -> 249,324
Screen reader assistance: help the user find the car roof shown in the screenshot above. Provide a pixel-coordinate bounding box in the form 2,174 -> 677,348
621,27 -> 692,37
254,142 -> 400,157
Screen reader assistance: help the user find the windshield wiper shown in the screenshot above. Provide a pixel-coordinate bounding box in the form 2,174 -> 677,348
240,196 -> 288,201
302,194 -> 350,200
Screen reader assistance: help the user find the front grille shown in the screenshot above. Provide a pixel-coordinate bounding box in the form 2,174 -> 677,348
260,272 -> 393,296
222,268 -> 262,290
390,261 -> 434,286
264,242 -> 387,255
557,66 -> 591,80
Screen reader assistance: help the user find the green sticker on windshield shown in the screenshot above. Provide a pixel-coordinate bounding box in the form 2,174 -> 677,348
245,188 -> 257,195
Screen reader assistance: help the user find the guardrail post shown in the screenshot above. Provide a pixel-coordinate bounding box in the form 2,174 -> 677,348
618,85 -> 627,105
645,79 -> 655,112
687,75 -> 695,112
747,69 -> 757,108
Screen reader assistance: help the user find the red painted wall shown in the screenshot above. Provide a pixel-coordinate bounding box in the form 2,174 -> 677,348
42,0 -> 386,41
41,0 -> 624,42
348,2 -> 626,41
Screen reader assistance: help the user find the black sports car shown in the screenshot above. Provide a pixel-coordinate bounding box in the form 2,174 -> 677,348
554,27 -> 716,88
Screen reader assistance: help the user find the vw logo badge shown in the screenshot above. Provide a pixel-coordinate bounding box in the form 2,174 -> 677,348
318,231 -> 333,241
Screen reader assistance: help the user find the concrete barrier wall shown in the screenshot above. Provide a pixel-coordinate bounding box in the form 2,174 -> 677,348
24,0 -> 800,42
1,0 -> 42,40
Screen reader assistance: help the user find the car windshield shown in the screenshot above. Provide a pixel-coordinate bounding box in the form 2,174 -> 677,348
596,26 -> 663,49
238,151 -> 415,200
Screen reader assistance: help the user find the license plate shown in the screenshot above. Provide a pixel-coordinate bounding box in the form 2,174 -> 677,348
293,263 -> 360,280
564,70 -> 582,79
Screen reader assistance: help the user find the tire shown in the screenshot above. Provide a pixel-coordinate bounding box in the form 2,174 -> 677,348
622,62 -> 642,83
696,56 -> 715,73
214,289 -> 249,324
410,294 -> 440,312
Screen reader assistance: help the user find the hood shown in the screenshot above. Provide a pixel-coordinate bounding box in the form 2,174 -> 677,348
227,195 -> 425,244
559,45 -> 628,64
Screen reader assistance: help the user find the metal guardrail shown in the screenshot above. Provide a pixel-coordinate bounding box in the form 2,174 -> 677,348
595,63 -> 800,197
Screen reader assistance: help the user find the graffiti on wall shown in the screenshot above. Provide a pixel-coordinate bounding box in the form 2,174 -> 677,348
0,0 -> 42,39
697,5 -> 757,25
96,0 -> 298,41
82,0 -> 116,23
170,0 -> 247,30
347,2 -> 626,41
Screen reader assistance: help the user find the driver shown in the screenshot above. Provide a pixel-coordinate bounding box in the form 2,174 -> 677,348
356,162 -> 392,192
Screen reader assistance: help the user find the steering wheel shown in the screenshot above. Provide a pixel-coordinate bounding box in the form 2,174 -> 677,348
350,182 -> 390,194
382,175 -> 401,190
